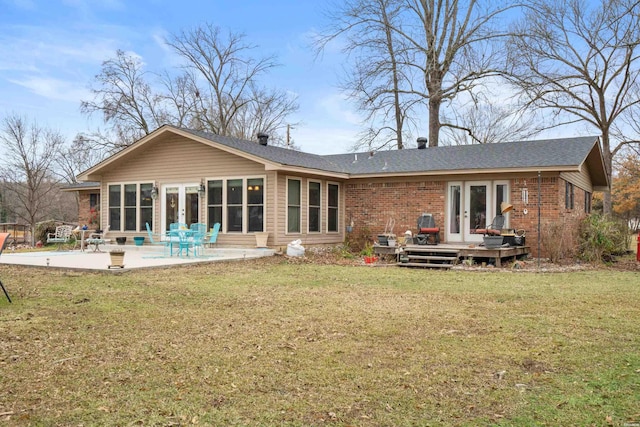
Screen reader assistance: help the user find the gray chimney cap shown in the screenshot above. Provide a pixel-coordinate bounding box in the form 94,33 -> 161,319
257,132 -> 269,146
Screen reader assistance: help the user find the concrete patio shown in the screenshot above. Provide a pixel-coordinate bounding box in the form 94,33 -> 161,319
0,244 -> 275,272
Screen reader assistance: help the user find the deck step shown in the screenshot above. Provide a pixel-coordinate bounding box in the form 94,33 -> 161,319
407,254 -> 458,262
397,262 -> 453,269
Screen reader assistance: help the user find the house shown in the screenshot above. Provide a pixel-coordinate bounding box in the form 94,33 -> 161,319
73,125 -> 608,256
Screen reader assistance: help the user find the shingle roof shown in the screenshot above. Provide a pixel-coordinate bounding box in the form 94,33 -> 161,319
182,128 -> 346,173
183,126 -> 599,176
324,136 -> 600,175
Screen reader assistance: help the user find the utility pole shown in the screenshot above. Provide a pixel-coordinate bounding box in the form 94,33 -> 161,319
286,124 -> 294,148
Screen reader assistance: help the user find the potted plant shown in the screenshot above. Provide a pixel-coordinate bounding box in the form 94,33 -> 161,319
108,249 -> 125,269
361,243 -> 377,264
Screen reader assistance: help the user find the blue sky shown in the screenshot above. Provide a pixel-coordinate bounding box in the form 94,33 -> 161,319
0,0 -> 362,154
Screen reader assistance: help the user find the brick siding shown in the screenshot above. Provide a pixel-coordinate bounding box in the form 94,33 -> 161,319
345,174 -> 590,258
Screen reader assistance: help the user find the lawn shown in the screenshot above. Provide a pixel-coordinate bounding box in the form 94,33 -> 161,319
0,258 -> 638,426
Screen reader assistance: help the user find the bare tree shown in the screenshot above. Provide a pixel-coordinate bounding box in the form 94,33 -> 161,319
81,50 -> 165,140
320,0 -> 519,149
0,114 -> 67,245
319,0 -> 417,150
506,0 -> 640,214
445,91 -> 539,144
166,24 -> 298,140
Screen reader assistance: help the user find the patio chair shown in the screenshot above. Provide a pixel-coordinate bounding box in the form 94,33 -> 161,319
46,225 -> 74,249
190,223 -> 207,256
85,225 -> 110,252
207,223 -> 221,248
145,223 -> 171,256
473,214 -> 505,236
415,213 -> 440,245
0,232 -> 12,303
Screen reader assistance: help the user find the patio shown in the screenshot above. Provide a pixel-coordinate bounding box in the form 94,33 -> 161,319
0,244 -> 275,272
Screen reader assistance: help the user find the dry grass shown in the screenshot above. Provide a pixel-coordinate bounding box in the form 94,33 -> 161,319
1,257 -> 639,426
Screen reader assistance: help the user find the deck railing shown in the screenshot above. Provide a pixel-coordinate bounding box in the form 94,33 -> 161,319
0,223 -> 30,244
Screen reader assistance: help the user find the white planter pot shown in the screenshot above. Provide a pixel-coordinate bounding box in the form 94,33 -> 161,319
255,232 -> 269,248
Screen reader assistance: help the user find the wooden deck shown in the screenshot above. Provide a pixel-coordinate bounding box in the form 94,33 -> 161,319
374,243 -> 531,268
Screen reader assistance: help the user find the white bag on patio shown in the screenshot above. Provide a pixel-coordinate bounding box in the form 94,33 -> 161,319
286,239 -> 305,257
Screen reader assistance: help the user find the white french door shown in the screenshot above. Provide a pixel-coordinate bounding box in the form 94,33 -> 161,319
161,183 -> 200,232
447,182 -> 463,242
464,181 -> 491,243
447,181 -> 510,243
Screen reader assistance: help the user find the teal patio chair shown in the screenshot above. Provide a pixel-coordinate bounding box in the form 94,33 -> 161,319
146,222 -> 171,256
190,223 -> 207,256
207,223 -> 221,248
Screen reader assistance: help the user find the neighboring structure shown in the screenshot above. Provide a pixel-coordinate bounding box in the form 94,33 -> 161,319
72,125 -> 608,256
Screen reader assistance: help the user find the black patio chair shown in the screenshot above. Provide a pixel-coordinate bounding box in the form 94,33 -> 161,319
0,232 -> 13,303
415,213 -> 440,245
472,214 -> 505,236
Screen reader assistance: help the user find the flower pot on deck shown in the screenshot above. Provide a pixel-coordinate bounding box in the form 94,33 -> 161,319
115,237 -> 127,245
133,236 -> 145,246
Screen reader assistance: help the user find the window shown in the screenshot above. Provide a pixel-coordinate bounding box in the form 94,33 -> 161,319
449,185 -> 461,234
108,183 -> 154,232
227,179 -> 243,232
89,193 -> 100,210
585,190 -> 592,213
247,178 -> 264,232
495,184 -> 507,214
308,181 -> 321,232
124,184 -> 137,231
287,179 -> 301,233
327,183 -> 339,232
108,185 -> 121,231
139,183 -> 153,231
207,180 -> 223,231
565,181 -> 574,209
206,177 -> 264,233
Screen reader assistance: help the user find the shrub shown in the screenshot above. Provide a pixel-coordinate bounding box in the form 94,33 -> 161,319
577,214 -> 630,262
35,220 -> 58,244
345,225 -> 373,253
540,217 -> 579,263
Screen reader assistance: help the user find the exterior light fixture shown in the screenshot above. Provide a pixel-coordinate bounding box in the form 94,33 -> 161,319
151,185 -> 158,200
198,180 -> 206,197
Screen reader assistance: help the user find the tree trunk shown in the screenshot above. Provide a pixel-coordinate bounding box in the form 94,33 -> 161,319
428,96 -> 441,147
600,133 -> 613,215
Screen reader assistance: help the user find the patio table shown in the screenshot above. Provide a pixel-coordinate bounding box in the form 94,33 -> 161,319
168,229 -> 195,257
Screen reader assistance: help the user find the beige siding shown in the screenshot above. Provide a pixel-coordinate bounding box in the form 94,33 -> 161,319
273,173 -> 345,248
560,166 -> 593,192
102,135 -> 265,182
99,135 -> 269,242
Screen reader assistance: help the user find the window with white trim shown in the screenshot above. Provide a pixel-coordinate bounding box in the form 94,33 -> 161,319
207,180 -> 223,231
206,177 -> 264,233
247,178 -> 264,232
108,182 -> 154,232
308,181 -> 321,233
287,179 -> 301,233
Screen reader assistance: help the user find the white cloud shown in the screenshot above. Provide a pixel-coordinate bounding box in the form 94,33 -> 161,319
8,76 -> 91,103
294,124 -> 360,155
317,93 -> 362,126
